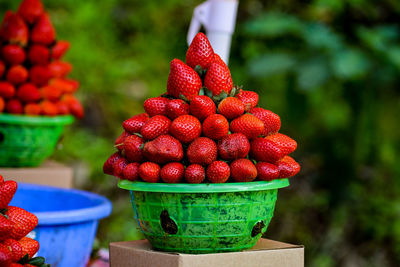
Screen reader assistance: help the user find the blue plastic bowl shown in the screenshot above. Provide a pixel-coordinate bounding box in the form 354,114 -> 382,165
10,183 -> 112,267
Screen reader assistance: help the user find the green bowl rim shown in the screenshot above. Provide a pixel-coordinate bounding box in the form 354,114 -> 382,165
118,179 -> 290,193
0,114 -> 74,126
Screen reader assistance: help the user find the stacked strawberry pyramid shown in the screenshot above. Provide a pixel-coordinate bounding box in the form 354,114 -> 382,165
0,0 -> 83,118
104,33 -> 300,184
0,175 -> 50,267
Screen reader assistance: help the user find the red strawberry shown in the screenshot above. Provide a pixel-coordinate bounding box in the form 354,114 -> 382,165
18,237 -> 39,258
122,135 -> 144,162
249,107 -> 281,136
114,131 -> 130,151
122,113 -> 149,134
2,45 -> 26,65
213,53 -> 225,65
160,162 -> 185,183
0,214 -> 15,242
0,11 -> 28,46
39,100 -> 58,116
48,61 -> 72,78
250,137 -> 284,163
0,175 -> 3,183
24,103 -> 41,115
62,95 -> 84,119
6,99 -> 23,114
189,95 -> 216,121
236,90 -> 259,111
122,162 -> 140,181
217,133 -> 250,160
103,152 -> 122,176
204,60 -> 233,96
0,97 -> 4,112
256,162 -> 279,181
28,45 -> 49,65
186,32 -> 214,69
7,65 -> 28,85
139,162 -> 160,183
206,161 -> 230,183
230,114 -> 264,139
49,78 -> 78,94
202,114 -> 229,140
166,59 -> 202,100
0,82 -> 16,99
185,164 -> 205,184
170,115 -> 201,143
51,41 -> 70,60
17,0 -> 44,24
230,159 -> 257,182
3,239 -> 23,262
0,61 -> 5,77
277,156 -> 300,178
55,101 -> 69,115
40,85 -> 62,102
166,99 -> 189,120
0,180 -> 17,209
0,243 -> 13,265
187,137 -> 217,165
30,14 -> 55,45
140,115 -> 171,140
29,65 -> 51,86
5,206 -> 38,240
112,157 -> 128,179
143,97 -> 168,117
218,97 -> 244,120
143,135 -> 183,164
266,133 -> 297,155
17,83 -> 41,102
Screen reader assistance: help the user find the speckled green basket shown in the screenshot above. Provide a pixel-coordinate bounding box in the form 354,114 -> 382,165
0,114 -> 74,167
118,179 -> 289,254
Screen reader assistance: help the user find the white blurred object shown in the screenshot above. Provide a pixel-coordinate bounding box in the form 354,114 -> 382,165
187,0 -> 238,65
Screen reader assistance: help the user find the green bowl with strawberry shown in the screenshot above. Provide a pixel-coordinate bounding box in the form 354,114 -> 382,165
119,178 -> 289,254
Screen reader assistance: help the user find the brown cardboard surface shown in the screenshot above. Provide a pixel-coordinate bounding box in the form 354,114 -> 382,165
0,160 -> 73,188
110,239 -> 304,267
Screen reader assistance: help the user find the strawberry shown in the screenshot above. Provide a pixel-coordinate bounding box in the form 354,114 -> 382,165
29,65 -> 51,86
17,0 -> 44,24
18,237 -> 39,258
112,157 -> 128,179
0,97 -> 4,112
249,107 -> 281,136
48,61 -> 72,78
17,83 -> 41,102
0,11 -> 28,46
202,114 -> 229,140
187,137 -> 217,165
266,133 -> 297,155
165,99 -> 189,120
0,180 -> 17,209
51,40 -> 70,60
24,103 -> 41,115
122,135 -> 144,162
30,13 -> 55,45
230,159 -> 257,182
39,100 -> 58,116
62,95 -> 84,119
166,59 -> 202,100
140,115 -> 171,140
3,239 -> 23,262
0,214 -> 15,241
122,113 -> 149,134
189,95 -> 216,121
28,45 -> 49,65
50,78 -> 78,94
114,131 -> 130,151
277,156 -> 300,178
0,175 -> 3,183
236,90 -> 259,111
2,45 -> 26,65
170,115 -> 202,143
139,162 -> 160,183
0,243 -> 13,265
217,133 -> 250,160
250,137 -> 285,163
0,61 -> 5,77
256,162 -> 279,181
103,152 -> 122,176
213,53 -> 225,65
0,82 -> 16,99
160,162 -> 185,183
6,65 -> 28,85
143,135 -> 183,164
186,32 -> 214,69
230,114 -> 264,139
184,164 -> 205,184
5,206 -> 38,240
204,60 -> 233,96
40,85 -> 62,101
6,99 -> 23,114
143,97 -> 168,117
55,101 -> 69,115
206,161 -> 230,183
217,97 -> 244,120
122,162 -> 140,181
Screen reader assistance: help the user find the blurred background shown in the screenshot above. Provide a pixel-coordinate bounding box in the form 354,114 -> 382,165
1,0 -> 400,266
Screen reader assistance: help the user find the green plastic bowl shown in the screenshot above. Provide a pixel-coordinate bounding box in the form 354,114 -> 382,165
118,179 -> 289,254
0,114 -> 74,167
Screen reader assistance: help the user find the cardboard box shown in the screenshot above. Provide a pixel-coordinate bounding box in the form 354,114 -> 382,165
0,160 -> 73,188
109,239 -> 304,267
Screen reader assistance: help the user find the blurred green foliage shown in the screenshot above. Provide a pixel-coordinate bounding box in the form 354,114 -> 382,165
1,0 -> 400,266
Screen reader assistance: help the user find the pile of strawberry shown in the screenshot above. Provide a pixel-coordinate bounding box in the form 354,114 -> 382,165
103,33 -> 300,184
0,0 -> 83,118
0,175 -> 49,267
